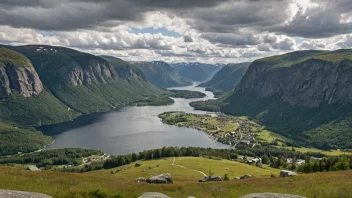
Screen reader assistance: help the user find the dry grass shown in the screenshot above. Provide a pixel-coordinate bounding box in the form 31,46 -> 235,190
0,157 -> 352,198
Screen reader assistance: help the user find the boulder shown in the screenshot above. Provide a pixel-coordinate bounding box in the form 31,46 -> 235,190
146,173 -> 173,184
280,170 -> 297,177
0,190 -> 53,198
134,177 -> 147,183
198,176 -> 222,182
138,192 -> 170,198
240,174 -> 252,179
239,193 -> 306,198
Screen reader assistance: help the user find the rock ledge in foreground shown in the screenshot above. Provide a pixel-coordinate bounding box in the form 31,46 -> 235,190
0,190 -> 53,198
239,193 -> 306,198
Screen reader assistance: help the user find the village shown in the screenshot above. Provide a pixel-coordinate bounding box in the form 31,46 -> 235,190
159,111 -> 262,148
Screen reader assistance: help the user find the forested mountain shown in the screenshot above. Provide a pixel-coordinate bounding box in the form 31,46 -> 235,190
5,45 -> 164,118
0,45 -> 165,154
199,62 -> 250,95
0,47 -> 77,126
133,61 -> 192,88
170,62 -> 223,81
223,50 -> 352,149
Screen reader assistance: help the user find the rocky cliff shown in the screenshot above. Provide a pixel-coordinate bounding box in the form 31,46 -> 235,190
223,50 -> 352,149
9,45 -> 164,114
0,48 -> 43,98
236,53 -> 352,107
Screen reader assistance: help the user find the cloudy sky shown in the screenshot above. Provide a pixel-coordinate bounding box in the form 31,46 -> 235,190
1,0 -> 352,63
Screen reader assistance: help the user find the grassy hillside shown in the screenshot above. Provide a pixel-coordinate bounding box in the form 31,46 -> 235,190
199,62 -> 250,96
0,47 -> 31,67
133,61 -> 192,88
0,157 -> 351,197
0,123 -> 52,156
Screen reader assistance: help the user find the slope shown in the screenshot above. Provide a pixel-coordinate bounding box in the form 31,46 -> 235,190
199,62 -> 250,95
10,45 -> 165,114
223,49 -> 352,149
0,47 -> 77,126
0,157 -> 351,198
133,61 -> 192,88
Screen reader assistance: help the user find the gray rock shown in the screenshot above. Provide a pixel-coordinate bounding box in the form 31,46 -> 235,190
135,177 -> 147,183
198,175 -> 222,182
0,190 -> 53,198
240,174 -> 252,179
138,192 -> 170,198
146,173 -> 173,184
0,61 -> 43,99
280,170 -> 297,177
239,193 -> 306,198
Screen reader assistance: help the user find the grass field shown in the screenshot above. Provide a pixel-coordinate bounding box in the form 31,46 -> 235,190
1,157 -> 352,197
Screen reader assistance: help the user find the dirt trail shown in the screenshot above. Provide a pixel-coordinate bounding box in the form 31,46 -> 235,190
171,158 -> 207,177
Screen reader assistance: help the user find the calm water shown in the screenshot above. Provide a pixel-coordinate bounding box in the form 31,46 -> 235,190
40,83 -> 229,155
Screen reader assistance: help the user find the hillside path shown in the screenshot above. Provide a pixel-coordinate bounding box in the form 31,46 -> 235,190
171,158 -> 207,177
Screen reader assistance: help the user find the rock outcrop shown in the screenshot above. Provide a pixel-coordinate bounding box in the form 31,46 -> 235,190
232,50 -> 352,107
240,174 -> 253,179
198,175 -> 222,182
280,170 -> 297,177
0,190 -> 53,198
0,48 -> 43,98
146,173 -> 173,184
239,193 -> 306,198
138,192 -> 170,198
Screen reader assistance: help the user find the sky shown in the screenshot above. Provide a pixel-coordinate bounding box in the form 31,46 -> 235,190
1,0 -> 352,63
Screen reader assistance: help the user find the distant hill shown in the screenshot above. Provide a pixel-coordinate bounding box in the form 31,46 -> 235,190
199,62 -> 250,95
223,49 -> 352,149
170,62 -> 223,81
133,61 -> 192,88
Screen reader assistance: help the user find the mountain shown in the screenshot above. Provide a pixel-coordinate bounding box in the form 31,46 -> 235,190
223,49 -> 352,149
132,61 -> 192,88
170,62 -> 223,81
0,45 -> 167,155
8,45 -> 164,116
0,47 -> 76,126
199,62 -> 250,95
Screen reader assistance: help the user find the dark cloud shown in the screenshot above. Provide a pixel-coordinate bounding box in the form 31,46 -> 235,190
271,38 -> 295,51
183,36 -> 193,42
271,0 -> 352,38
0,0 -> 229,31
201,33 -> 259,47
1,0 -> 351,40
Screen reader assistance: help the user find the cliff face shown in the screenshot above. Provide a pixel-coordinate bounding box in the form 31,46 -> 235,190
237,58 -> 352,107
7,45 -> 164,114
224,50 -> 352,149
0,48 -> 43,98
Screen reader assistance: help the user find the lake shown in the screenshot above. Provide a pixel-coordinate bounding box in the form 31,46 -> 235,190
40,83 -> 229,155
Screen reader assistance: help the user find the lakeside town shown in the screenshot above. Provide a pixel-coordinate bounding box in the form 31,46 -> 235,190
158,111 -> 262,147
